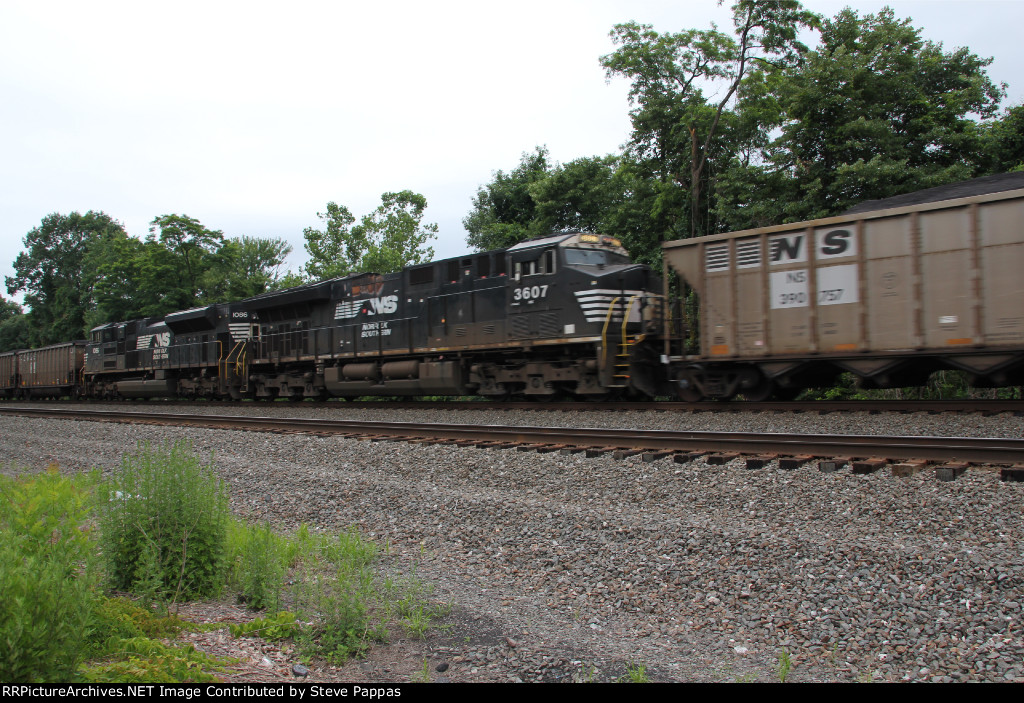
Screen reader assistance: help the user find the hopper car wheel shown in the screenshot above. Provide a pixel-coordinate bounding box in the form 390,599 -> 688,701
677,386 -> 704,403
739,377 -> 774,402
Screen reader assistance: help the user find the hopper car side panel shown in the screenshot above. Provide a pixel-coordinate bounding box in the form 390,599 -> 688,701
17,341 -> 86,397
663,187 -> 1024,399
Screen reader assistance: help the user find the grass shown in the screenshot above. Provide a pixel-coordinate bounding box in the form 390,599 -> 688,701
619,662 -> 651,683
1,444 -> 448,683
777,649 -> 792,683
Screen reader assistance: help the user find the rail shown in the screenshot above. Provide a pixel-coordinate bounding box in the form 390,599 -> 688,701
3,406 -> 1023,464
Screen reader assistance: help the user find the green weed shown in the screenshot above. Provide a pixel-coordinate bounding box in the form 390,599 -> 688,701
619,662 -> 650,683
0,466 -> 99,682
777,649 -> 792,683
99,441 -> 230,605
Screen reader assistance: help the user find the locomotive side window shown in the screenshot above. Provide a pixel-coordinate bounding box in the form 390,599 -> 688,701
513,249 -> 556,280
477,255 -> 491,278
409,265 -> 433,286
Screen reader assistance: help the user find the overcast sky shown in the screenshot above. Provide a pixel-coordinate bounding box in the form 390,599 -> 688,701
2,0 -> 1021,303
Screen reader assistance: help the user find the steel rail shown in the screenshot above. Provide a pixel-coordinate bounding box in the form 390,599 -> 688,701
2,406 -> 1022,464
9,398 -> 1024,413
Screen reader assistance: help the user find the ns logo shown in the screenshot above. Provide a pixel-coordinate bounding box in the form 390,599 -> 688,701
364,295 -> 399,315
770,229 -> 855,264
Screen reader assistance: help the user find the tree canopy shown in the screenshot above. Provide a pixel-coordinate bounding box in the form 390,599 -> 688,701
464,2 -> 1013,264
6,211 -> 128,346
303,191 -> 437,280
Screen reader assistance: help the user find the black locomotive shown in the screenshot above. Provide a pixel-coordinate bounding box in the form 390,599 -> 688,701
76,233 -> 665,401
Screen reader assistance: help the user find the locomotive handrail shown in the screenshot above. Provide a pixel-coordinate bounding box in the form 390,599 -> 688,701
600,296 -> 621,370
620,295 -> 639,343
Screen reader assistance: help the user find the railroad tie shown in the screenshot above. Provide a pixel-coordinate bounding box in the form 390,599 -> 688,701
641,450 -> 675,463
1000,466 -> 1024,482
851,457 -> 888,474
935,463 -> 969,482
778,455 -> 814,470
818,457 -> 851,473
891,459 -> 930,477
673,451 -> 707,464
612,448 -> 645,460
707,452 -> 740,466
745,455 -> 777,470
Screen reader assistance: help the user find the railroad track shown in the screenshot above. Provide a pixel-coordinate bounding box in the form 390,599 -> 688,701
7,398 -> 1024,414
3,406 -> 1024,480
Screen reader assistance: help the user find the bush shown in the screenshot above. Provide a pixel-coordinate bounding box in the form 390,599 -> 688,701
0,467 -> 99,682
99,441 -> 230,603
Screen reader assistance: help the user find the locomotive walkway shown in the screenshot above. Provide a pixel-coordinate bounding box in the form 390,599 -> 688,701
4,405 -> 1024,471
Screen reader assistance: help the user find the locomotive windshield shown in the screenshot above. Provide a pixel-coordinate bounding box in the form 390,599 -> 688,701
563,248 -> 631,267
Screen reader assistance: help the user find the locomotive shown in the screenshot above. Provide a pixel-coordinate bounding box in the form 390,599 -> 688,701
6,173 -> 1024,404
0,232 -> 666,401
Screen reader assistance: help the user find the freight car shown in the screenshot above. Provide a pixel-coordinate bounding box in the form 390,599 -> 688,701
79,232 -> 666,400
661,174 -> 1024,401
0,350 -> 18,398
11,341 -> 86,399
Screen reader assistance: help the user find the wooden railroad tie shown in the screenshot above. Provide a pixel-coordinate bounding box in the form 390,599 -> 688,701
1000,466 -> 1024,482
851,457 -> 889,474
818,457 -> 851,473
778,455 -> 815,470
641,450 -> 675,463
707,453 -> 740,466
935,463 -> 969,482
612,448 -> 645,460
745,455 -> 778,470
890,459 -> 930,477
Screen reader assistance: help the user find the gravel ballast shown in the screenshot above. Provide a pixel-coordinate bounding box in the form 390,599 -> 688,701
2,407 -> 1022,683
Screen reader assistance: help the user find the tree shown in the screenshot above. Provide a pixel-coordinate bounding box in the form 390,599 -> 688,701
463,147 -> 552,251
204,236 -> 293,301
529,155 -> 621,235
0,295 -> 29,353
303,191 -> 437,280
149,214 -> 226,304
981,104 -> 1024,174
716,7 -> 1005,225
6,211 -> 128,344
601,1 -> 818,238
302,202 -> 358,281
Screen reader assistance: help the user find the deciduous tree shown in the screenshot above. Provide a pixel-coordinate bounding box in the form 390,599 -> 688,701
303,192 -> 437,279
602,1 -> 818,237
6,211 -> 128,344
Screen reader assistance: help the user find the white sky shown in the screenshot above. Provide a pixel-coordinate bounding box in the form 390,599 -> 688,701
1,0 -> 1021,303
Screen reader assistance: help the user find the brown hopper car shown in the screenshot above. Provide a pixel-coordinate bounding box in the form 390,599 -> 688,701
662,181 -> 1024,400
0,350 -> 18,398
16,341 -> 86,398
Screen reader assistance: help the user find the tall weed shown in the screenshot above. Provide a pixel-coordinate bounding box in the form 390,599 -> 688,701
99,441 -> 230,603
0,467 -> 98,682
